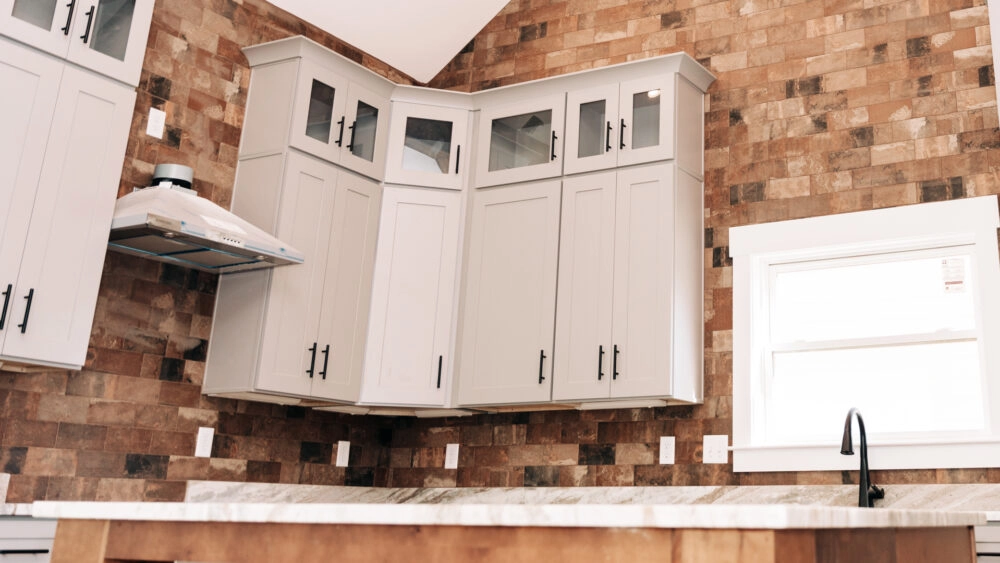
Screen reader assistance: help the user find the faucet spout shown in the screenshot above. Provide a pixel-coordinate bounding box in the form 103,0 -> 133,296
840,408 -> 885,508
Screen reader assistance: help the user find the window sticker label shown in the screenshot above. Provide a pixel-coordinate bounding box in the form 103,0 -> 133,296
942,257 -> 966,293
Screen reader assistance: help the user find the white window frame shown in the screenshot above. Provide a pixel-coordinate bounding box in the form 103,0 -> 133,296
730,196 -> 1000,472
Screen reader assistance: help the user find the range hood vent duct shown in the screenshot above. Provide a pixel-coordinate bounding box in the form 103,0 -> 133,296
107,164 -> 304,274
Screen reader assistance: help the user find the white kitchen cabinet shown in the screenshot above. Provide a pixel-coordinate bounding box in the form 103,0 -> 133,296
0,0 -> 154,86
564,75 -> 683,175
0,38 -> 134,371
552,163 -> 703,403
241,37 -> 393,181
360,187 -> 462,406
203,152 -> 381,403
473,95 -> 565,188
384,102 -> 469,190
456,181 -> 561,406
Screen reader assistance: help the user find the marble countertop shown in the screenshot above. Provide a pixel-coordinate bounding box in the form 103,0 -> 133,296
28,500 -> 984,529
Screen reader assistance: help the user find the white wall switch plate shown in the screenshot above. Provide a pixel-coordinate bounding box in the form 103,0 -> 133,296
146,107 -> 166,139
194,427 -> 214,458
703,434 -> 729,464
335,441 -> 350,467
445,443 -> 460,469
659,436 -> 675,465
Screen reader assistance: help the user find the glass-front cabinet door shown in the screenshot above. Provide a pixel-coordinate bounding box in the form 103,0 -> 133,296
290,59 -> 349,164
385,102 -> 469,190
616,75 -> 675,167
565,76 -> 677,173
1,0 -> 153,85
474,94 -> 565,188
340,82 -> 390,181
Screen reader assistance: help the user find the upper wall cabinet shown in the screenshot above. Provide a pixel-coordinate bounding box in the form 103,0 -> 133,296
0,0 -> 153,85
0,38 -> 134,370
241,37 -> 393,181
473,94 -> 565,188
385,101 -> 470,190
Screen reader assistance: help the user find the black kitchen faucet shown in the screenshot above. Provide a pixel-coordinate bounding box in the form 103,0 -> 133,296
841,408 -> 885,508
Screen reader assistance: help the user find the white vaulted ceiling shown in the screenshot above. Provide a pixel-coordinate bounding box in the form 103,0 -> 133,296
266,0 -> 509,83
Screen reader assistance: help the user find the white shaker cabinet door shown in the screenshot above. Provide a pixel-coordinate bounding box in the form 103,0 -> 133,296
255,152 -> 337,398
1,64 -> 134,369
609,163 -> 676,398
457,180 -> 561,406
361,187 -> 461,406
64,0 -> 155,86
552,171 -> 616,401
311,171 -> 381,402
0,40 -> 61,345
0,0 -> 74,58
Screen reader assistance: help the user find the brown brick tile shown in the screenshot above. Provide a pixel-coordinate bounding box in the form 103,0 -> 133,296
5,474 -> 48,502
144,480 -> 187,501
23,447 -> 76,476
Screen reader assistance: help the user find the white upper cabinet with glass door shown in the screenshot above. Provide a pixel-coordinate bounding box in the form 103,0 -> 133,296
0,0 -> 154,85
385,100 -> 470,190
242,36 -> 393,181
474,94 -> 565,188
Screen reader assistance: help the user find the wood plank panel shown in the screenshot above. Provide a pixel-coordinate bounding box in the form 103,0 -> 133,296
895,527 -> 976,563
815,529 -> 896,563
50,520 -> 110,563
103,522 -> 676,563
674,529 -> 775,563
774,530 -> 817,563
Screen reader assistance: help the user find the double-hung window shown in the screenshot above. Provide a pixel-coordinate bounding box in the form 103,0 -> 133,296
730,196 -> 1000,472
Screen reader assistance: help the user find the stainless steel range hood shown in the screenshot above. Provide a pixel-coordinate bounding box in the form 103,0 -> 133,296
108,165 -> 304,274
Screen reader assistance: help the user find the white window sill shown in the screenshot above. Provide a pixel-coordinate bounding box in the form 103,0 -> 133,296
733,440 -> 1000,473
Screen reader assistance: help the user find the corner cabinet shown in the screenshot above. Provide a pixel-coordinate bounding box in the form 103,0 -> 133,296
203,152 -> 380,404
0,0 -> 154,86
473,95 -> 565,188
240,37 -> 393,181
552,163 -> 703,403
456,181 -> 561,406
0,37 -> 134,371
359,187 -> 462,406
384,101 -> 470,190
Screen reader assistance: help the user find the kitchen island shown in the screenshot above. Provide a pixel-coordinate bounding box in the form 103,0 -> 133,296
34,501 -> 982,562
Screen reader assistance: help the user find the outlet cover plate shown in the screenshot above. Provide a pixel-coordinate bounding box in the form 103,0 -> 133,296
335,441 -> 350,467
445,444 -> 460,469
703,434 -> 729,464
194,427 -> 214,458
659,436 -> 675,465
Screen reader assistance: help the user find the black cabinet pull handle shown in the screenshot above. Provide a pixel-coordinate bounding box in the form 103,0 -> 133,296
455,145 -> 461,174
0,550 -> 49,555
538,349 -> 547,383
346,121 -> 356,151
613,344 -> 620,380
619,119 -> 626,150
598,345 -> 605,380
306,342 -> 317,378
436,355 -> 443,389
550,131 -> 557,161
334,117 -> 345,146
0,284 -> 10,331
61,0 -> 76,35
605,121 -> 612,152
17,289 -> 33,334
79,6 -> 94,43
319,344 -> 330,380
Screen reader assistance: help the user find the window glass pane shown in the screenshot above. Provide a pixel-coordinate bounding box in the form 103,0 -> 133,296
402,116 -> 452,174
577,100 -> 606,158
488,110 -> 552,171
631,90 -> 660,149
305,80 -> 335,143
766,341 -> 984,443
351,100 -> 379,162
90,0 -> 135,62
772,254 -> 975,342
11,0 -> 57,30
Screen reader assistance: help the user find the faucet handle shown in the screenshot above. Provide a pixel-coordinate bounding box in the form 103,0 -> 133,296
869,484 -> 885,504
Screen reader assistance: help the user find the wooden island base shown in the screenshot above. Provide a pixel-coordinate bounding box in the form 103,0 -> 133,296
52,519 -> 976,563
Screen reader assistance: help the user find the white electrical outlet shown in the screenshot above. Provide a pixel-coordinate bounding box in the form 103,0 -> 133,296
703,435 -> 729,464
659,436 -> 675,465
444,443 -> 460,469
146,107 -> 166,139
335,441 -> 350,467
194,427 -> 214,458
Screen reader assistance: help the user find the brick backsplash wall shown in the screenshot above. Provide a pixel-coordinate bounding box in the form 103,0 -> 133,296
0,0 -> 406,502
382,0 -> 1000,488
4,0 -> 1000,501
